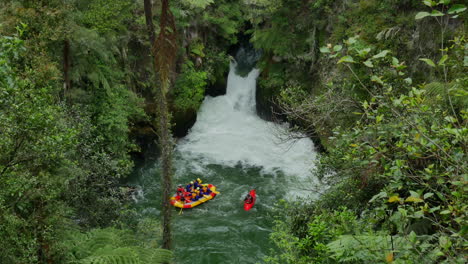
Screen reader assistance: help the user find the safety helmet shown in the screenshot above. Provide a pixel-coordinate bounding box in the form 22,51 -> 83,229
190,181 -> 194,184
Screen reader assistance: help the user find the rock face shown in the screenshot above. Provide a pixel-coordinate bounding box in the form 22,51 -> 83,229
233,44 -> 262,77
172,108 -> 197,138
205,71 -> 228,97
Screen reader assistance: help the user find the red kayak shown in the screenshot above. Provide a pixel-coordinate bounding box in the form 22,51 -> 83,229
243,189 -> 256,211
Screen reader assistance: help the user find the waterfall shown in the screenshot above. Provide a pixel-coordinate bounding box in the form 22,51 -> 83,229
177,63 -> 317,184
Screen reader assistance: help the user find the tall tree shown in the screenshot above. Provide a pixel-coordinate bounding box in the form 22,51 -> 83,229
143,0 -> 177,250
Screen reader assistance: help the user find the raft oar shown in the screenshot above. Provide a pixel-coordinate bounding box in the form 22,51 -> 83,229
179,207 -> 183,215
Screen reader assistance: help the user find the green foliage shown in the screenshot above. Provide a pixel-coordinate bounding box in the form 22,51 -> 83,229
0,28 -> 76,264
249,0 -> 320,58
182,0 -> 214,9
265,206 -> 363,264
173,61 -> 207,113
64,226 -> 173,264
201,1 -> 243,44
81,0 -> 133,33
265,2 -> 466,262
174,0 -> 244,44
0,0 -> 148,260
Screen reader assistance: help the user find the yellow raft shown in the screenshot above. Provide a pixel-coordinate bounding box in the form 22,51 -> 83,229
170,184 -> 219,209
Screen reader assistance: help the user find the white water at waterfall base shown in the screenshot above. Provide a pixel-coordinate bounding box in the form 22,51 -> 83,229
176,63 -> 318,199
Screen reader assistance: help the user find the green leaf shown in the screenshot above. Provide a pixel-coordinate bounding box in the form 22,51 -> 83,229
346,36 -> 358,45
373,50 -> 390,59
413,210 -> 424,218
371,75 -> 384,85
429,206 -> 440,213
444,116 -> 457,123
439,236 -> 452,249
409,190 -> 420,198
448,4 -> 466,14
405,196 -> 423,203
430,10 -> 445,16
415,11 -> 431,20
420,58 -> 436,67
369,191 -> 387,203
440,210 -> 451,215
333,45 -> 343,52
423,192 -> 434,199
320,46 -> 331,53
388,196 -> 400,203
409,231 -> 417,243
363,100 -> 369,109
376,114 -> 384,123
357,48 -> 371,57
338,55 -> 355,64
404,78 -> 412,84
438,0 -> 450,4
423,0 -> 435,7
363,60 -> 374,68
438,54 -> 448,65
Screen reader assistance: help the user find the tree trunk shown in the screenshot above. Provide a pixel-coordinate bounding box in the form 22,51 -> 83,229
63,39 -> 71,97
144,0 -> 156,45
143,0 -> 176,251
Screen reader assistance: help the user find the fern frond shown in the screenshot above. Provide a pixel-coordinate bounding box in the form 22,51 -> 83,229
65,228 -> 173,264
424,81 -> 468,109
328,234 -> 439,263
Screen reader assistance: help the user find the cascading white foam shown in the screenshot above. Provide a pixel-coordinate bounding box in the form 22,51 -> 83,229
177,63 -> 317,180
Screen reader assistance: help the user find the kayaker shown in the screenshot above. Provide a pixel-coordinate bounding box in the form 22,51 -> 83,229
244,193 -> 253,204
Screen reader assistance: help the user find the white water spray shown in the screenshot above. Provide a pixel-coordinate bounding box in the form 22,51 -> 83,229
177,64 -> 317,184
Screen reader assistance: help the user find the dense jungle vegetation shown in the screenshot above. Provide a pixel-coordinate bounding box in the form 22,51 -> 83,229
0,0 -> 466,263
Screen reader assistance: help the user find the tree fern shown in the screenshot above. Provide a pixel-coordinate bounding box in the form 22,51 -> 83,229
327,234 -> 440,263
65,228 -> 173,264
424,82 -> 468,109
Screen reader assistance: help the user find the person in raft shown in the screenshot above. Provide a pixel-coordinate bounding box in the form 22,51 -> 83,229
176,185 -> 184,198
184,192 -> 192,203
201,185 -> 212,196
190,192 -> 200,202
185,181 -> 194,192
194,187 -> 201,198
193,178 -> 202,189
244,193 -> 253,204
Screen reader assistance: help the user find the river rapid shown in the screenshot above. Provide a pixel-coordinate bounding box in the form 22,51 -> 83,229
132,63 -> 318,263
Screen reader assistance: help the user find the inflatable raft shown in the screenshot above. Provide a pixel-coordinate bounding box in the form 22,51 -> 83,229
170,184 -> 219,209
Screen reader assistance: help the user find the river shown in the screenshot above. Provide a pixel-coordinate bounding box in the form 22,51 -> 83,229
131,63 -> 318,263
